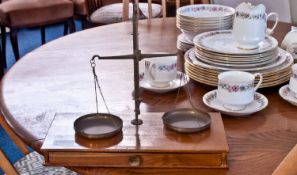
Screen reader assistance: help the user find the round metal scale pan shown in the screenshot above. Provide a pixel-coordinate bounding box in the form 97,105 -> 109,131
162,108 -> 211,133
74,113 -> 123,139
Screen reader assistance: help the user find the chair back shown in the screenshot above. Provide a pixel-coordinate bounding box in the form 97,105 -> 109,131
123,0 -> 166,20
86,0 -> 166,22
85,0 -> 102,16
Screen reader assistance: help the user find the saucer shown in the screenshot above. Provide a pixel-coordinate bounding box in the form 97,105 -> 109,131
140,71 -> 189,93
279,85 -> 297,106
203,90 -> 268,116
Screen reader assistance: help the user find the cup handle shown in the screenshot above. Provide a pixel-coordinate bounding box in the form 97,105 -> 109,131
148,63 -> 156,80
253,73 -> 263,91
266,12 -> 279,35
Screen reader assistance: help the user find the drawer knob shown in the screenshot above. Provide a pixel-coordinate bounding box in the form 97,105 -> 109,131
128,155 -> 142,167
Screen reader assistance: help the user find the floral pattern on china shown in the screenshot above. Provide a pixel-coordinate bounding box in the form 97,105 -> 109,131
177,4 -> 235,18
235,12 -> 265,20
218,83 -> 253,92
145,62 -> 177,71
205,91 -> 265,106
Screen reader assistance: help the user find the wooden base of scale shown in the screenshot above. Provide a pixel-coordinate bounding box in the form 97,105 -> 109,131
41,112 -> 229,174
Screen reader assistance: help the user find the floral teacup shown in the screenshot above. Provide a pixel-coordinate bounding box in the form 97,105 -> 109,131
144,56 -> 177,88
217,71 -> 263,111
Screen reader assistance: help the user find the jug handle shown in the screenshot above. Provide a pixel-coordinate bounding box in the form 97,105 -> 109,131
266,12 -> 279,35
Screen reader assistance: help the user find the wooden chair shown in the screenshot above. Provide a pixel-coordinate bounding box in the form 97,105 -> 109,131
85,0 -> 167,27
0,115 -> 77,175
272,144 -> 297,175
0,0 -> 76,67
72,0 -> 88,29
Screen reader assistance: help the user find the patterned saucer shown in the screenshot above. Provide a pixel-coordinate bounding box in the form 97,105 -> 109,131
203,90 -> 268,116
279,85 -> 297,106
140,71 -> 189,93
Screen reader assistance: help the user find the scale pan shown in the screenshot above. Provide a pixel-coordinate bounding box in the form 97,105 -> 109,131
162,108 -> 211,133
74,113 -> 123,139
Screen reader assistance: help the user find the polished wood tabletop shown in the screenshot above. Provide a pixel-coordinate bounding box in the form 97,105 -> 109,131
0,18 -> 296,175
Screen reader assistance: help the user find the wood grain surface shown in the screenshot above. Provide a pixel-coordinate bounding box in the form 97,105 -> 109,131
41,112 -> 228,168
0,18 -> 296,175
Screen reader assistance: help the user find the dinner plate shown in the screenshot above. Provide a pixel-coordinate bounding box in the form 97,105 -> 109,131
195,52 -> 278,67
184,50 -> 292,88
140,71 -> 189,93
187,48 -> 291,72
195,48 -> 278,60
203,90 -> 268,116
193,30 -> 278,55
178,33 -> 194,45
279,85 -> 297,106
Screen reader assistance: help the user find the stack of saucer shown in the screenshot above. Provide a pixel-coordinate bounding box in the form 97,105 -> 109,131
184,30 -> 294,88
177,33 -> 194,52
176,4 -> 235,42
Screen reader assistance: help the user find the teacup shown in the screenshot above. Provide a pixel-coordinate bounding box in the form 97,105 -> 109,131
286,43 -> 297,63
217,71 -> 263,111
144,56 -> 177,88
233,2 -> 279,49
289,64 -> 297,98
281,26 -> 297,50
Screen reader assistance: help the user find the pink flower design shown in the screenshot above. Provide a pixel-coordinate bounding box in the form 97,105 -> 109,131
231,85 -> 239,92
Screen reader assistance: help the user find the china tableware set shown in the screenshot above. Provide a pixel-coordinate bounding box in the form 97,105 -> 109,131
281,26 -> 297,63
175,2 -> 297,116
140,56 -> 189,93
279,64 -> 297,106
176,4 -> 235,51
177,33 -> 194,52
184,3 -> 293,89
203,71 -> 268,116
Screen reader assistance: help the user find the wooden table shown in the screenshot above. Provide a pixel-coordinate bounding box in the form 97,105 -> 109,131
0,18 -> 295,175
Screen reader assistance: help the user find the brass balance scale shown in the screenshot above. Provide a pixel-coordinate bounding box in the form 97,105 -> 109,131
42,2 -> 229,171
74,1 -> 211,137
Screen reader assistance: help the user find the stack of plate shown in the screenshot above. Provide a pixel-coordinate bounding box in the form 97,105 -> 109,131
177,33 -> 194,52
176,4 -> 235,42
184,30 -> 294,88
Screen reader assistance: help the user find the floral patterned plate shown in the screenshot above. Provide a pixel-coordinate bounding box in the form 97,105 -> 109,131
193,30 -> 278,55
177,4 -> 235,19
140,71 -> 189,93
203,90 -> 268,116
279,85 -> 297,106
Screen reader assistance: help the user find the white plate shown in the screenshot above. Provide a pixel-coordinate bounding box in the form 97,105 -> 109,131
187,48 -> 292,72
178,33 -> 194,45
193,30 -> 278,55
203,90 -> 268,116
140,71 -> 189,93
279,84 -> 297,106
177,4 -> 235,19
